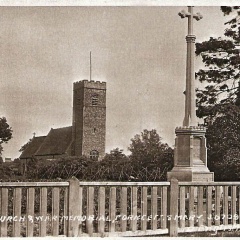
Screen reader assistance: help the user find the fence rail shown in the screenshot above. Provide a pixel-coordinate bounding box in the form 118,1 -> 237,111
0,178 -> 240,237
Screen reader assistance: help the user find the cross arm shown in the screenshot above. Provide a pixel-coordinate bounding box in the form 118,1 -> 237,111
193,12 -> 203,21
178,9 -> 203,21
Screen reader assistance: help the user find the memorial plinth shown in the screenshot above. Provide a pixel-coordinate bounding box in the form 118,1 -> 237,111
167,126 -> 214,182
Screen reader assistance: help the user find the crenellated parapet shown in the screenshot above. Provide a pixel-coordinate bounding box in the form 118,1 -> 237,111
74,80 -> 106,90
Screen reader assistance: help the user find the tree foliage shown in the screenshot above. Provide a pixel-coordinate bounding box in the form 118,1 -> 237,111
103,148 -> 129,162
128,129 -> 174,180
26,156 -> 98,180
19,130 -> 174,182
196,7 -> 240,120
0,117 -> 13,154
195,7 -> 240,181
206,104 -> 240,180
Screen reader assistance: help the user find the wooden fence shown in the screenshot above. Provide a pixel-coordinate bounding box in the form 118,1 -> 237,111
176,181 -> 240,236
0,178 -> 240,237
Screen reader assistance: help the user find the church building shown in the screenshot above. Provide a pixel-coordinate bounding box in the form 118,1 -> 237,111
20,80 -> 106,161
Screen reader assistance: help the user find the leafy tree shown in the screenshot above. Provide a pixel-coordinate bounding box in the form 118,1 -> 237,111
195,7 -> 240,181
205,104 -> 240,180
196,7 -> 240,120
99,148 -> 131,181
129,129 -> 172,164
102,148 -> 128,162
0,117 -> 13,154
129,129 -> 173,181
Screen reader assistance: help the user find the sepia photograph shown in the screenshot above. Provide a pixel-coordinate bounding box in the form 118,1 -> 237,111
0,0 -> 240,238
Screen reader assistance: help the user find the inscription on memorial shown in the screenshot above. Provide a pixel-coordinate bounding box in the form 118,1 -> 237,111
177,136 -> 190,165
192,173 -> 213,182
193,137 -> 201,160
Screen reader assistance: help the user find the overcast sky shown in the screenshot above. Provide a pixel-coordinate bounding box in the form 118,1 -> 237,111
0,5 -> 228,159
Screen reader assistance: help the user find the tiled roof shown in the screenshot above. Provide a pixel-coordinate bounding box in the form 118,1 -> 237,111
19,136 -> 46,159
35,126 -> 72,156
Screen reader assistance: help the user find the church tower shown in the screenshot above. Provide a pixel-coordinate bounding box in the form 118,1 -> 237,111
72,80 -> 106,160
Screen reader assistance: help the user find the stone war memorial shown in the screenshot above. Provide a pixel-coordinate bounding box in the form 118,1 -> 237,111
167,6 -> 214,182
3,6 -> 240,238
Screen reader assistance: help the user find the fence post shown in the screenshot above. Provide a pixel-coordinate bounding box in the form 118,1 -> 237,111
67,177 -> 80,237
167,178 -> 179,237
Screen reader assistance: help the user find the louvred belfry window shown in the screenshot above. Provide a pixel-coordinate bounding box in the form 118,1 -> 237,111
91,94 -> 98,106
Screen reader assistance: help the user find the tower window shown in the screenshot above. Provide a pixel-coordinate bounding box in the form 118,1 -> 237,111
90,150 -> 99,160
92,128 -> 97,134
77,98 -> 81,105
92,94 -> 99,106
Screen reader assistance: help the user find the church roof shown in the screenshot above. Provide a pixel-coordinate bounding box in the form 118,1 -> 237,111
35,126 -> 72,156
19,136 -> 46,159
20,126 -> 72,159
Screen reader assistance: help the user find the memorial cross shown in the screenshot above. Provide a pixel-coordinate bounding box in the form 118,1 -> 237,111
178,7 -> 203,126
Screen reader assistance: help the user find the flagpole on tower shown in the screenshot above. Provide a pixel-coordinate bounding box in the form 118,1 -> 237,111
90,51 -> 92,81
